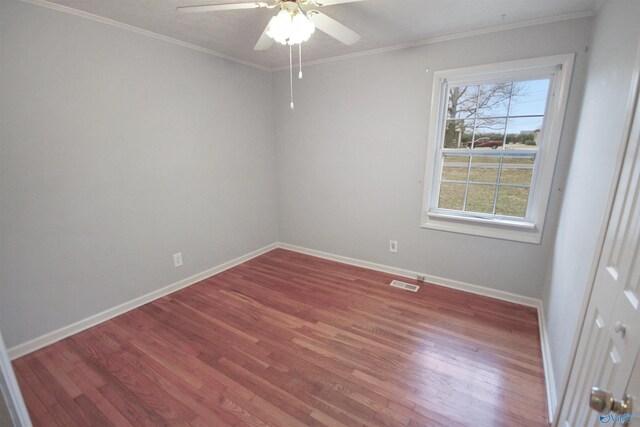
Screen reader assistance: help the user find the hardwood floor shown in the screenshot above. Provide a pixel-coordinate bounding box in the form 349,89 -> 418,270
12,249 -> 548,426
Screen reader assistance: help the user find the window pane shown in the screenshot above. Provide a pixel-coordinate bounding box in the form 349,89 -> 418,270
505,116 -> 544,149
469,156 -> 500,183
448,86 -> 478,119
442,156 -> 469,181
510,79 -> 551,116
500,156 -> 535,185
434,74 -> 554,223
444,119 -> 473,149
495,186 -> 530,217
438,183 -> 466,210
471,118 -> 506,150
465,184 -> 496,214
444,155 -> 470,163
477,82 -> 512,118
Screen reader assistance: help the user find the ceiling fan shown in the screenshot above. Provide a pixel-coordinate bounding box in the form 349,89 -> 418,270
175,0 -> 366,50
176,0 -> 367,109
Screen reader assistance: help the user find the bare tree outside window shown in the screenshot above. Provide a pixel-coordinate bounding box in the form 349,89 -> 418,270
437,78 -> 550,218
444,82 -> 528,149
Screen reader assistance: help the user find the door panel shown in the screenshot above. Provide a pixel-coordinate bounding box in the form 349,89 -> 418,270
566,311 -> 608,423
558,53 -> 640,426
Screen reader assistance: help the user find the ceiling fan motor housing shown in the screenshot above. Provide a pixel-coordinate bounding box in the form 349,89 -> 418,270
281,0 -> 300,13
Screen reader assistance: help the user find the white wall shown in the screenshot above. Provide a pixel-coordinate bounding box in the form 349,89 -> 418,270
273,18 -> 592,298
542,0 -> 640,399
0,0 -> 278,348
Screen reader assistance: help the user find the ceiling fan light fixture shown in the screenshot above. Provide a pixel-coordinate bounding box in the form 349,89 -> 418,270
266,10 -> 315,45
291,12 -> 315,43
176,0 -> 363,109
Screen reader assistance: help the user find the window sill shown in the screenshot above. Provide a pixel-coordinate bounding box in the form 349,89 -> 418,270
427,212 -> 536,229
421,211 -> 542,244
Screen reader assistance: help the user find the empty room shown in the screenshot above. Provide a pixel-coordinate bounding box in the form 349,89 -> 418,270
1,0 -> 640,426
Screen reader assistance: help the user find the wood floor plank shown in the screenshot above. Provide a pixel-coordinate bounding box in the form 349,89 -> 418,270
13,248 -> 548,426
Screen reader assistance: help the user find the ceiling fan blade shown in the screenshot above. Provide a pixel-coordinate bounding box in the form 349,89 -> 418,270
309,0 -> 368,6
254,17 -> 275,50
176,2 -> 269,13
308,11 -> 361,45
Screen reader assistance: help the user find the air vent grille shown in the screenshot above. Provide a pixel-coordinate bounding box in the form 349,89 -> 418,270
389,280 -> 420,292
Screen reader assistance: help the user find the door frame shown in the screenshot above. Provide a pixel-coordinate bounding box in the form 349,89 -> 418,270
0,329 -> 31,426
553,39 -> 640,425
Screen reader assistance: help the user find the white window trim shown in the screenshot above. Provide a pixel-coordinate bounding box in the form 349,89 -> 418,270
420,54 -> 575,244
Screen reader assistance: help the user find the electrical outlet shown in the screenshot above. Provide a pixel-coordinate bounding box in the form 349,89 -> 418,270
173,252 -> 183,267
389,240 -> 398,253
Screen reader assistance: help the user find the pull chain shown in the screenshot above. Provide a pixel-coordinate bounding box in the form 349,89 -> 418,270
289,44 -> 294,110
298,43 -> 303,79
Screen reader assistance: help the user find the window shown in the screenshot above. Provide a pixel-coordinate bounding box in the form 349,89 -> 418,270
421,55 -> 575,243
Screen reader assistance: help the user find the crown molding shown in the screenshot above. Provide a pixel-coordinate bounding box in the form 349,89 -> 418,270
272,10 -> 596,71
18,0 -> 596,73
19,0 -> 272,71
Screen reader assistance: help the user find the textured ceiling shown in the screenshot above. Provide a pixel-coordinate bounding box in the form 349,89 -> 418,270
35,0 -> 598,69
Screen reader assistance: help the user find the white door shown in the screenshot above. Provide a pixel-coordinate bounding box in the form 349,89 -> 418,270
556,51 -> 640,426
621,351 -> 640,426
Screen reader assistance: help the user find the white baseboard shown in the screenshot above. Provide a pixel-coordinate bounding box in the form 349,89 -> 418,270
277,242 -> 556,421
7,243 -> 278,360
537,301 -> 557,423
7,240 -> 556,423
277,242 -> 541,308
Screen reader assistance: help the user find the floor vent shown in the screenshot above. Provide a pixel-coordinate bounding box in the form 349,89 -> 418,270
389,280 -> 420,292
